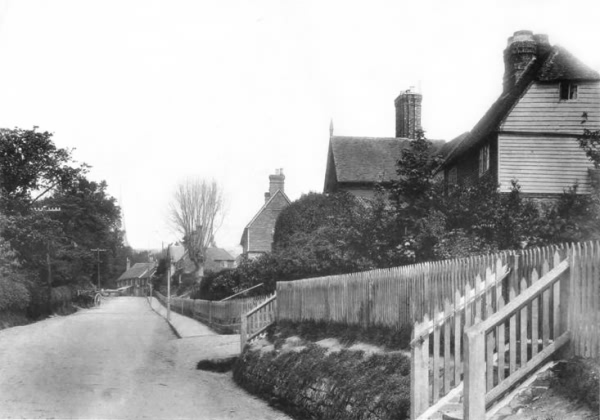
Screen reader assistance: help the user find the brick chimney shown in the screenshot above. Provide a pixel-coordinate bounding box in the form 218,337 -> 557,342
126,257 -> 130,271
503,30 -> 550,92
268,168 -> 285,196
394,87 -> 422,139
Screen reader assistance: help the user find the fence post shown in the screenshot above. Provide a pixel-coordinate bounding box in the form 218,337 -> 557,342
507,253 -> 519,300
464,327 -> 486,420
410,315 -> 429,420
240,313 -> 247,353
560,247 -> 573,337
209,301 -> 213,327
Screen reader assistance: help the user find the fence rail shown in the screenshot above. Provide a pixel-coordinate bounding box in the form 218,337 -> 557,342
153,291 -> 268,332
410,241 -> 599,420
240,293 -> 277,351
463,254 -> 569,419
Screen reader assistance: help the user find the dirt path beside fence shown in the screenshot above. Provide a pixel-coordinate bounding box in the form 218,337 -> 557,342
0,297 -> 290,420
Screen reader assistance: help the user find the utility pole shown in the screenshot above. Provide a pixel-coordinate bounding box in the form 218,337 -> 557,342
166,245 -> 172,321
33,206 -> 61,315
91,248 -> 107,289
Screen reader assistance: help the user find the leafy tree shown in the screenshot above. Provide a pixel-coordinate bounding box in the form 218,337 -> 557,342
0,127 -> 127,297
0,127 -> 87,213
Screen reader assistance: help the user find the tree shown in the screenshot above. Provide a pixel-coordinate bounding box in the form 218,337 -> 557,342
0,127 -> 87,213
169,178 -> 225,280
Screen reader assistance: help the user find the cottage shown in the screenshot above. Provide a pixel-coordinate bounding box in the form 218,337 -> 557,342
116,261 -> 156,297
240,169 -> 291,259
441,30 -> 600,198
205,247 -> 236,272
323,89 -> 444,199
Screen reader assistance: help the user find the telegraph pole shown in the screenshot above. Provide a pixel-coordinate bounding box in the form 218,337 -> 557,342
166,245 -> 172,321
91,248 -> 107,289
33,206 -> 61,315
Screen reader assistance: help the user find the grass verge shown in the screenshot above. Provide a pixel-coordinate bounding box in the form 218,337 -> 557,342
268,320 -> 412,351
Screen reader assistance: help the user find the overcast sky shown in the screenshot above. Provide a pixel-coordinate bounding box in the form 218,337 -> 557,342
1,0 -> 599,253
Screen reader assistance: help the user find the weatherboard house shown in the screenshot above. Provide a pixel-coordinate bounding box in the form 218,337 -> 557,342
323,90 -> 444,200
440,30 -> 600,198
241,169 -> 291,259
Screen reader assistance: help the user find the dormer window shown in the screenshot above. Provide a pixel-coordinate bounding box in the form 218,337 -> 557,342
560,82 -> 578,100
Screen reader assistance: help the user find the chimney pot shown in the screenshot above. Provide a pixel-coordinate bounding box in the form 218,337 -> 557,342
268,169 -> 285,196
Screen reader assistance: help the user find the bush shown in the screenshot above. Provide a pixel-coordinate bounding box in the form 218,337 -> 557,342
0,276 -> 30,312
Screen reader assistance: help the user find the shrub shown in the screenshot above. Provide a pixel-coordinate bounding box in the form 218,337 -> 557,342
0,276 -> 30,312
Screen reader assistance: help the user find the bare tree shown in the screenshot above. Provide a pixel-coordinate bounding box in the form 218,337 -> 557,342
169,178 -> 224,280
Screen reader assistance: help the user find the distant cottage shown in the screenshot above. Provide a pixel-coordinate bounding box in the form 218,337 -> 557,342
168,244 -> 236,281
323,90 -> 444,199
116,261 -> 156,297
441,30 -> 600,197
241,169 -> 291,259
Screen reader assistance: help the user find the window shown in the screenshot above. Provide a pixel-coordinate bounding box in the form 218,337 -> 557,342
479,144 -> 490,177
560,82 -> 578,100
448,166 -> 458,185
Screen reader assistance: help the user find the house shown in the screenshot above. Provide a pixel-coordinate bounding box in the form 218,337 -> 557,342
323,89 -> 444,199
240,169 -> 291,259
116,261 -> 156,297
440,30 -> 600,198
205,247 -> 236,272
167,244 -> 235,283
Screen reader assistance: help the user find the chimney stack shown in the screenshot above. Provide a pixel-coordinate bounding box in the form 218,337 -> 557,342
264,192 -> 271,203
126,257 -> 130,271
394,87 -> 422,139
268,168 -> 285,196
503,30 -> 550,92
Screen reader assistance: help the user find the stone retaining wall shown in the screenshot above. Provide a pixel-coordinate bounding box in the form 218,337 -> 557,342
233,343 -> 411,420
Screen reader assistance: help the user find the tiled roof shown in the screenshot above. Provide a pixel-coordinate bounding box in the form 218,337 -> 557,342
439,132 -> 470,159
206,247 -> 234,261
330,136 -> 411,183
441,42 -> 598,169
330,136 -> 446,184
117,262 -> 155,281
538,46 -> 600,82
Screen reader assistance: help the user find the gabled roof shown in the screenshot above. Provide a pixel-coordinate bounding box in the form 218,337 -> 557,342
538,46 -> 600,82
206,247 -> 234,261
325,136 -> 447,191
244,189 -> 291,230
327,136 -> 411,184
441,43 -> 600,169
240,189 -> 291,246
118,262 -> 156,281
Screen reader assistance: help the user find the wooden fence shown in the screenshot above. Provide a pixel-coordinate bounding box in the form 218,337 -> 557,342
411,241 -> 600,420
153,292 -> 269,332
240,293 -> 277,351
276,248 -> 570,328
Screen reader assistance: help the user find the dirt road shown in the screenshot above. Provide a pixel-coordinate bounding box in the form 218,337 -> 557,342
0,297 -> 290,420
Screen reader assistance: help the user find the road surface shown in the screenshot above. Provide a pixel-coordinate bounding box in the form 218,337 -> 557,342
0,297 -> 289,420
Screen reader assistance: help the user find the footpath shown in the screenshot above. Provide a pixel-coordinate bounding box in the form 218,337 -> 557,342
147,296 -> 240,364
